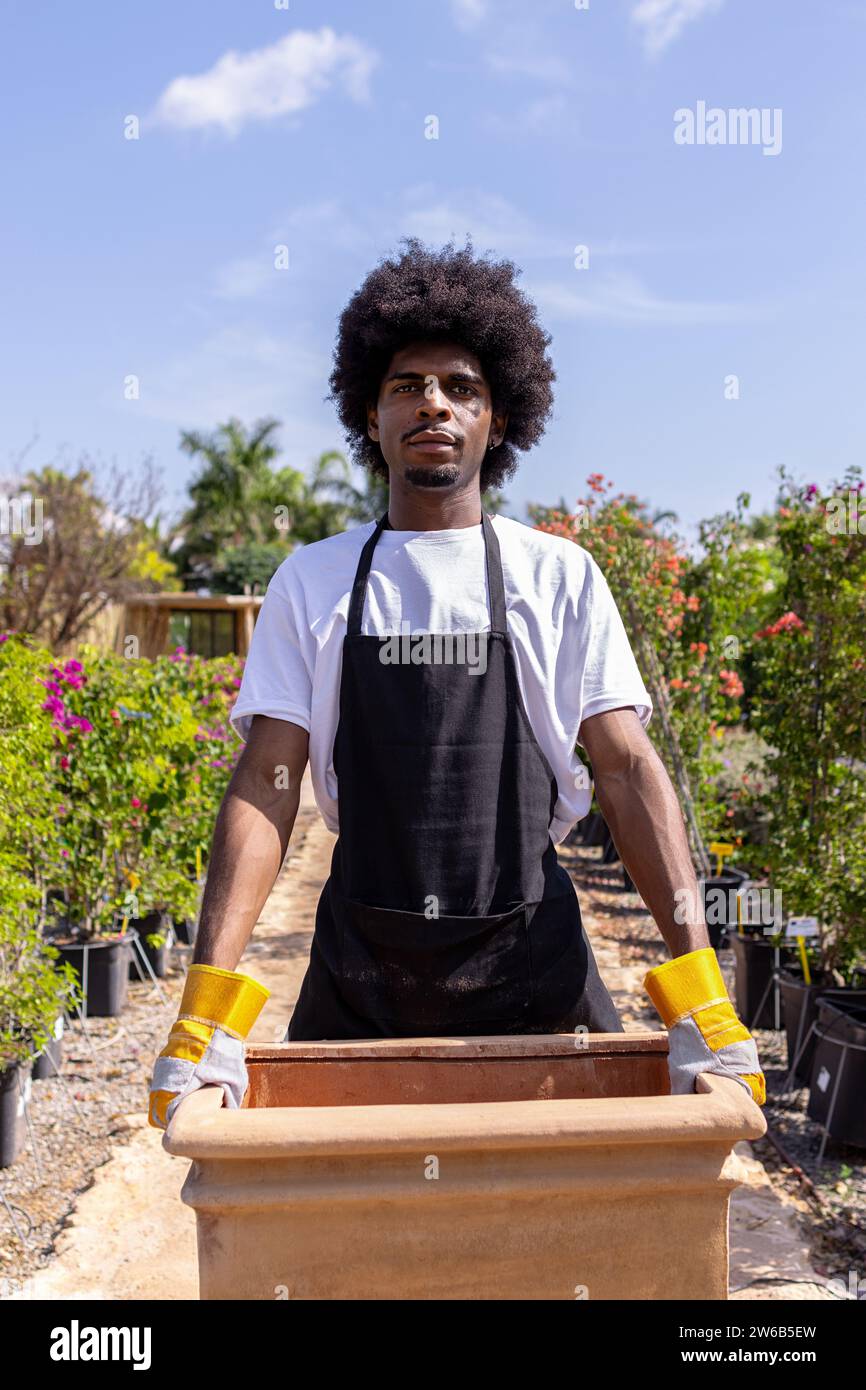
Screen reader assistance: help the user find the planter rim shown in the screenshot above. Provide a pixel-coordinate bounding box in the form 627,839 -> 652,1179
245,1033 -> 669,1063
164,1066 -> 765,1162
52,932 -> 135,948
778,970 -> 833,987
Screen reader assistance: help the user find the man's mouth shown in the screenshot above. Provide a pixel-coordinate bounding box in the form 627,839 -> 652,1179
407,430 -> 460,455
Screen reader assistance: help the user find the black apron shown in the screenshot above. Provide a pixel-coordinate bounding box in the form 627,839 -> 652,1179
287,510 -> 623,1040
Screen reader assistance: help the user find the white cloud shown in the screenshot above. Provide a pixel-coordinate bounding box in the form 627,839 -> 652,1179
482,92 -> 572,138
399,187 -> 565,260
151,28 -> 378,135
212,257 -> 276,301
131,326 -> 332,460
450,0 -> 488,31
631,0 -> 724,58
484,50 -> 573,85
529,270 -> 761,324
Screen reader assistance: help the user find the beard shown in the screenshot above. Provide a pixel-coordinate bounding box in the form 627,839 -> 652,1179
403,462 -> 461,489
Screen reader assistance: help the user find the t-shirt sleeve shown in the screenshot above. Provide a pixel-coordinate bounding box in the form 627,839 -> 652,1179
570,549 -> 653,746
228,560 -> 313,743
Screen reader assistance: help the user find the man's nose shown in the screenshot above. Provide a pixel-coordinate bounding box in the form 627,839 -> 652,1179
416,377 -> 452,418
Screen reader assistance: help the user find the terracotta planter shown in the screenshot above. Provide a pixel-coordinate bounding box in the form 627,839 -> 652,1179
164,1033 -> 765,1301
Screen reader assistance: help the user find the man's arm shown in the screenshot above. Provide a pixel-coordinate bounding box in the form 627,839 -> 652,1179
193,714 -> 310,969
578,705 -> 709,957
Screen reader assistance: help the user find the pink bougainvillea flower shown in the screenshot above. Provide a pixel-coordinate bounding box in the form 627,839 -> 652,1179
130,797 -> 142,808
59,756 -> 70,770
68,715 -> 93,734
41,694 -> 66,720
60,848 -> 69,858
109,708 -> 121,720
755,610 -> 806,640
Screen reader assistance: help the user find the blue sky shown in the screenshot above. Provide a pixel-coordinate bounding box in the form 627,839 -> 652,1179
2,0 -> 865,540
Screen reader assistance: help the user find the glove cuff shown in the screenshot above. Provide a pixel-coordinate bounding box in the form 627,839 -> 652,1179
178,964 -> 270,1040
644,946 -> 729,1029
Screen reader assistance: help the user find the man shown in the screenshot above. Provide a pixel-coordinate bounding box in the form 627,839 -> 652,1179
149,239 -> 764,1130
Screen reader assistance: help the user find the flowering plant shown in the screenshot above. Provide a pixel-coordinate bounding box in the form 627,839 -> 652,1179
746,470 -> 866,976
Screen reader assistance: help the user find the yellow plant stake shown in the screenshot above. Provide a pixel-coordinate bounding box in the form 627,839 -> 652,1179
708,841 -> 734,876
195,845 -> 202,881
787,917 -> 818,984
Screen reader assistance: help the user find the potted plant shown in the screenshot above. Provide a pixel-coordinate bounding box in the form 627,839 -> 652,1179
124,862 -> 199,979
0,920 -> 79,1165
46,648 -> 199,1013
746,471 -> 866,1064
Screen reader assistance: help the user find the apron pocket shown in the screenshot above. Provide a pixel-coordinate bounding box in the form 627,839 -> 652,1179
337,895 -> 534,1030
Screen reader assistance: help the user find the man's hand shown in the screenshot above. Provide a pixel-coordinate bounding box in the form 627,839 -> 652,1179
645,947 -> 766,1104
148,964 -> 269,1129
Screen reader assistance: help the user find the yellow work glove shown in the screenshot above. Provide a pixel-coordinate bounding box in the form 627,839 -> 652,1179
644,946 -> 765,1105
148,964 -> 269,1130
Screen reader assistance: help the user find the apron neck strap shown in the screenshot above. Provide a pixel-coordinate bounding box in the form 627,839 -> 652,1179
346,509 -> 507,636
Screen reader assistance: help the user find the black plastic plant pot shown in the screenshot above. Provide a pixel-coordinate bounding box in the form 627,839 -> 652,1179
806,999 -> 866,1147
32,1016 -> 65,1081
780,975 -> 866,1084
730,932 -> 791,1030
55,936 -> 132,1017
129,911 -> 172,979
700,871 -> 750,951
172,916 -> 198,947
0,1061 -> 31,1168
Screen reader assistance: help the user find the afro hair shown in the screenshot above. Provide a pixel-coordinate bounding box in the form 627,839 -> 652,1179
328,237 -> 556,492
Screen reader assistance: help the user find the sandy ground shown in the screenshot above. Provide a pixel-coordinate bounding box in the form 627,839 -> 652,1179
16,772 -> 838,1302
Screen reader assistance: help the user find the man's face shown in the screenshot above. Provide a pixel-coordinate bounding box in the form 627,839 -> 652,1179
367,340 -> 507,491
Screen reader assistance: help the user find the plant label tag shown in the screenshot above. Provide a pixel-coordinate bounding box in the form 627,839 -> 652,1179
816,1066 -> 831,1093
54,1016 -> 65,1040
785,917 -> 819,937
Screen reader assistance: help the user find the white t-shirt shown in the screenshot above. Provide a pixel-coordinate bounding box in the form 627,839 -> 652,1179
228,514 -> 653,844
